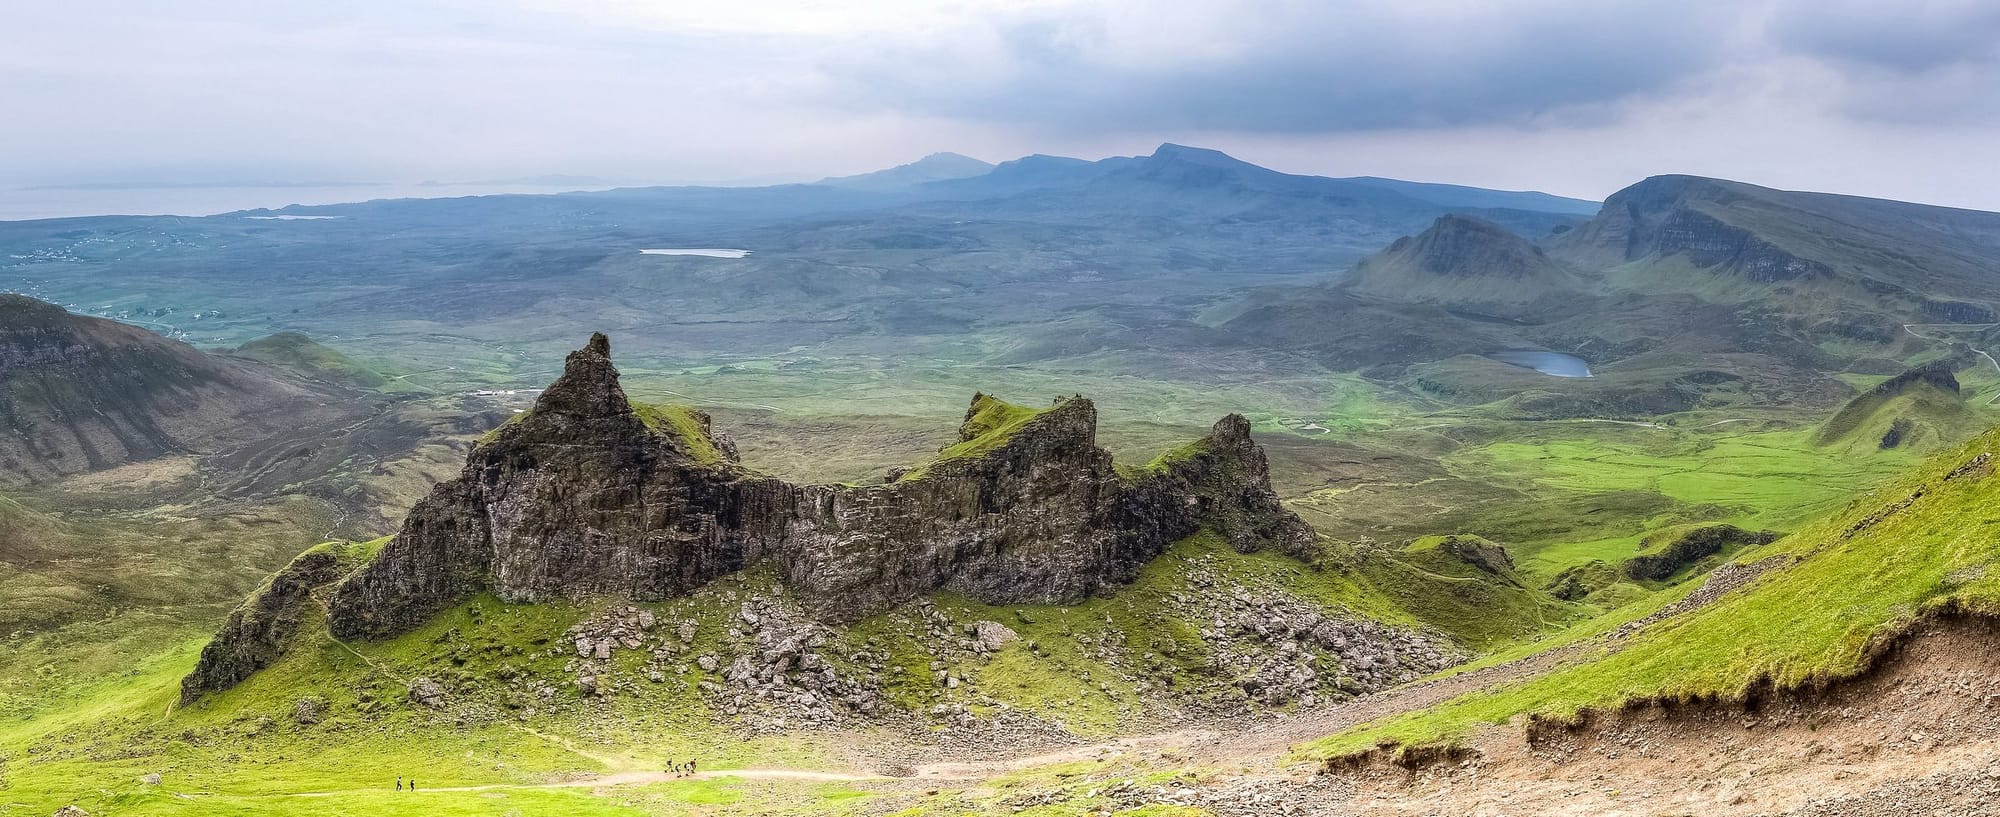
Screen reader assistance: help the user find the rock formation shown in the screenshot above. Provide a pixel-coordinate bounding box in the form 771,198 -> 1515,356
186,333 -> 1311,697
179,542 -> 360,701
1551,175 -> 1833,282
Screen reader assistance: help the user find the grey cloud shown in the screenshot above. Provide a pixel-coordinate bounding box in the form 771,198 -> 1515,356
1768,0 -> 2000,74
1766,0 -> 2000,125
820,2 -> 1737,133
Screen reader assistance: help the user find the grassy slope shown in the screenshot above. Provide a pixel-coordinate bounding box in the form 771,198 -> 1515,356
896,394 -> 1049,481
1,526 -> 1566,814
1302,422 -> 2000,760
633,402 -> 727,464
1446,426 -> 1922,579
3,577 -> 878,816
230,332 -> 393,389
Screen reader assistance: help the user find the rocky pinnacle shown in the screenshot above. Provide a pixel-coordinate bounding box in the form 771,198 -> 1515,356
187,334 -> 1312,695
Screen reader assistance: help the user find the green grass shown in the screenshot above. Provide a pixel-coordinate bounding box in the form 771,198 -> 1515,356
1449,427 -> 1921,578
895,394 -> 1052,481
633,402 -> 726,464
0,577 -> 881,816
1300,423 -> 2000,760
229,332 -> 393,389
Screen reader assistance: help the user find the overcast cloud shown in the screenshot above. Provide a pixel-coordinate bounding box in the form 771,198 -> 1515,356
2,0 -> 1998,210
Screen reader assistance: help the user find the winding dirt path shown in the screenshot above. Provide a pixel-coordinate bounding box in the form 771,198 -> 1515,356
275,768 -> 886,798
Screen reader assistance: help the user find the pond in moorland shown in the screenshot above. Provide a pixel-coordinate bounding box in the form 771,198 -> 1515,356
638,248 -> 751,258
1490,350 -> 1593,378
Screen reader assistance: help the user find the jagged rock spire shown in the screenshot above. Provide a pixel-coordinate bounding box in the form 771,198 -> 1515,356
530,333 -> 632,420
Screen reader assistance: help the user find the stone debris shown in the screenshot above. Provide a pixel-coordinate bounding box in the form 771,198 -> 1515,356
1005,775 -> 1352,817
292,695 -> 327,725
407,677 -> 448,708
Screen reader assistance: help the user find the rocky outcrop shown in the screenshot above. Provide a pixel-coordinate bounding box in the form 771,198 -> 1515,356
179,545 -> 350,701
310,334 -> 1309,648
1622,524 -> 1779,582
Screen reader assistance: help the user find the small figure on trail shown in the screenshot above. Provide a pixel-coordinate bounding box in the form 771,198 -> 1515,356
688,759 -> 697,776
396,777 -> 403,791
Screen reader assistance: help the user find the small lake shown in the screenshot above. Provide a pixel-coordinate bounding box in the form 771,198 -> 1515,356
1490,350 -> 1593,378
639,248 -> 750,258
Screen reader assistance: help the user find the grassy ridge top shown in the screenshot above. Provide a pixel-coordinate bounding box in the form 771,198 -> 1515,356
633,402 -> 727,465
1303,421 -> 2000,760
231,332 -> 390,389
896,394 -> 1057,481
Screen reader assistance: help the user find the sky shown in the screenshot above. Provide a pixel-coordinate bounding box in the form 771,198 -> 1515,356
3,0 -> 1998,209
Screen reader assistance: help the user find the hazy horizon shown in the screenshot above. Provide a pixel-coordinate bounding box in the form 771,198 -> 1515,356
5,1 -> 2000,211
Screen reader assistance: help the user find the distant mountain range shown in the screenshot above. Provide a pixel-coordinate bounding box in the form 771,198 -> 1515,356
1216,171 -> 2000,416
4,144 -> 1996,424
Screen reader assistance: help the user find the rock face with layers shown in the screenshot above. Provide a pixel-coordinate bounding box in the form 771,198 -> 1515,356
311,333 -> 1310,645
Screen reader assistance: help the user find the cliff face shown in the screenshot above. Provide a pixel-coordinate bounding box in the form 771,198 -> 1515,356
1552,175 -> 1833,282
302,334 -> 1310,649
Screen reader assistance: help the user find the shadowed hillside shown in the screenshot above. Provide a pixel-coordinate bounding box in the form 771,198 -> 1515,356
0,295 -> 364,483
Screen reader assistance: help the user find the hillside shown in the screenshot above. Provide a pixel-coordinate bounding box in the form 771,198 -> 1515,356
0,295 -> 363,483
227,332 -> 390,389
1552,174 -> 2000,324
1342,214 -> 1581,318
1307,418 -> 2000,761
1814,361 -> 1976,452
816,152 -> 995,191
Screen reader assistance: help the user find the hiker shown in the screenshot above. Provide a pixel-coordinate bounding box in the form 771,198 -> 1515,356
396,777 -> 403,791
411,780 -> 418,791
688,759 -> 697,776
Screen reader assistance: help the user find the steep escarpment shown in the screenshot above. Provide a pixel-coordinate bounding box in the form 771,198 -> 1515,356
0,294 -> 359,483
1552,175 -> 1833,281
187,334 -> 1310,695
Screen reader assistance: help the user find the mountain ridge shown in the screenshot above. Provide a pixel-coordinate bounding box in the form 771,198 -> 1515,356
183,333 -> 1313,698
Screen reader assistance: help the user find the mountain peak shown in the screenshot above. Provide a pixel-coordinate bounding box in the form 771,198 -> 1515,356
816,152 -> 994,191
1382,215 -> 1553,278
1143,143 -> 1261,170
1344,215 -> 1575,317
530,333 -> 632,421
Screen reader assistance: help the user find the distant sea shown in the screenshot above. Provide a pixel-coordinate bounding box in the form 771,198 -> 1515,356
0,182 -> 630,221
